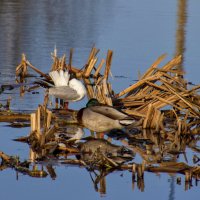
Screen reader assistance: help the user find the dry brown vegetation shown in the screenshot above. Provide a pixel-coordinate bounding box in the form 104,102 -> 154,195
1,47 -> 200,193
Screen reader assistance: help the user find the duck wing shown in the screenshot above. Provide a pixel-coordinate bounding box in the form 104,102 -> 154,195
49,86 -> 80,101
89,106 -> 133,120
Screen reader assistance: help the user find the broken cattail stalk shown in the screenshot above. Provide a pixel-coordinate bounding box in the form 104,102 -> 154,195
26,60 -> 50,80
95,85 -> 105,103
16,64 -> 23,76
157,68 -> 185,76
151,94 -> 183,111
0,151 -> 11,162
86,47 -> 99,66
45,125 -> 57,142
137,164 -> 144,179
30,112 -> 41,139
104,50 -> 113,80
102,78 -> 113,106
30,113 -> 36,133
36,106 -> 41,134
60,54 -> 66,70
185,170 -> 192,182
116,76 -> 158,98
46,110 -> 52,129
51,57 -> 59,71
68,48 -> 74,70
140,54 -> 167,79
84,78 -> 95,98
161,55 -> 182,71
143,104 -> 155,129
29,149 -> 37,162
15,54 -> 28,79
94,59 -> 105,78
122,109 -> 146,118
84,58 -> 98,78
99,177 -> 106,195
163,81 -> 200,117
132,163 -> 136,181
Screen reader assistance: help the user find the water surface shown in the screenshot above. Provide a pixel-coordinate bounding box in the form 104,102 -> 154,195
0,1 -> 200,199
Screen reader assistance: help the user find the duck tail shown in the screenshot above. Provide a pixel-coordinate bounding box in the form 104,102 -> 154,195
49,70 -> 70,87
69,78 -> 86,100
119,119 -> 135,126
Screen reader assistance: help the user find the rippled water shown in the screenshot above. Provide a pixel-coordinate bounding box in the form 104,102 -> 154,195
1,1 -> 200,199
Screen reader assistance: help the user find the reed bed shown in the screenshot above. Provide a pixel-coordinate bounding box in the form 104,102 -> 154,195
14,47 -> 200,133
1,47 -> 200,193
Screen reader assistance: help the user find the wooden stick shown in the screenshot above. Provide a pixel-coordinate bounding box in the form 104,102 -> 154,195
36,107 -> 41,134
84,78 -> 94,98
46,110 -> 52,129
141,54 -> 167,79
143,104 -> 154,128
30,113 -> 36,133
122,109 -> 146,118
102,78 -> 113,106
161,55 -> 182,71
26,60 -> 51,80
94,59 -> 105,77
86,47 -> 99,66
151,94 -> 184,111
116,76 -> 159,98
84,58 -> 98,77
60,54 -> 66,70
68,48 -> 74,70
0,112 -> 30,122
104,50 -> 113,80
163,81 -> 200,117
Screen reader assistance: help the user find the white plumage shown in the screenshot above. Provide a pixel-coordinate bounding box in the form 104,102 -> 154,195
49,70 -> 70,87
49,70 -> 86,102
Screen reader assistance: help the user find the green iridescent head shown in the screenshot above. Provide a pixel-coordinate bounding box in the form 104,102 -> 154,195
86,98 -> 100,107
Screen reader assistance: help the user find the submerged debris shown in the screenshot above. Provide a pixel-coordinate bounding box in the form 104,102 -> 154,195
0,151 -> 48,178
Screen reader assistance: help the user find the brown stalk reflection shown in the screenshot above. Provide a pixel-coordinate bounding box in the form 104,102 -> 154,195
175,0 -> 187,73
1,125 -> 200,194
169,2 -> 188,199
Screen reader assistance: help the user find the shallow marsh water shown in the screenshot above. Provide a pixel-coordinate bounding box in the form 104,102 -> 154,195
1,1 -> 200,199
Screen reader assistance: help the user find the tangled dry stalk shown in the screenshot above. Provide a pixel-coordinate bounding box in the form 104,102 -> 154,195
1,47 -> 200,192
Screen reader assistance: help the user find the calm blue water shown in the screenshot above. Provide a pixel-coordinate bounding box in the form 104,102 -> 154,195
0,0 -> 200,199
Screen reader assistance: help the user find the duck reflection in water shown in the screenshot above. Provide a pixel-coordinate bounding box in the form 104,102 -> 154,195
77,138 -> 135,167
76,138 -> 135,195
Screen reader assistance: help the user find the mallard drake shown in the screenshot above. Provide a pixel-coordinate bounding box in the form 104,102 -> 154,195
77,98 -> 137,132
48,70 -> 86,102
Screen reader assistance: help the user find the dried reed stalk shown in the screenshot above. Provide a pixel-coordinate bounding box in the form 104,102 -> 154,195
104,50 -> 113,80
26,60 -> 50,80
94,59 -> 105,77
83,78 -> 94,98
68,48 -> 74,70
84,58 -> 98,77
116,76 -> 159,98
140,54 -> 167,79
102,78 -> 113,106
15,54 -> 28,78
